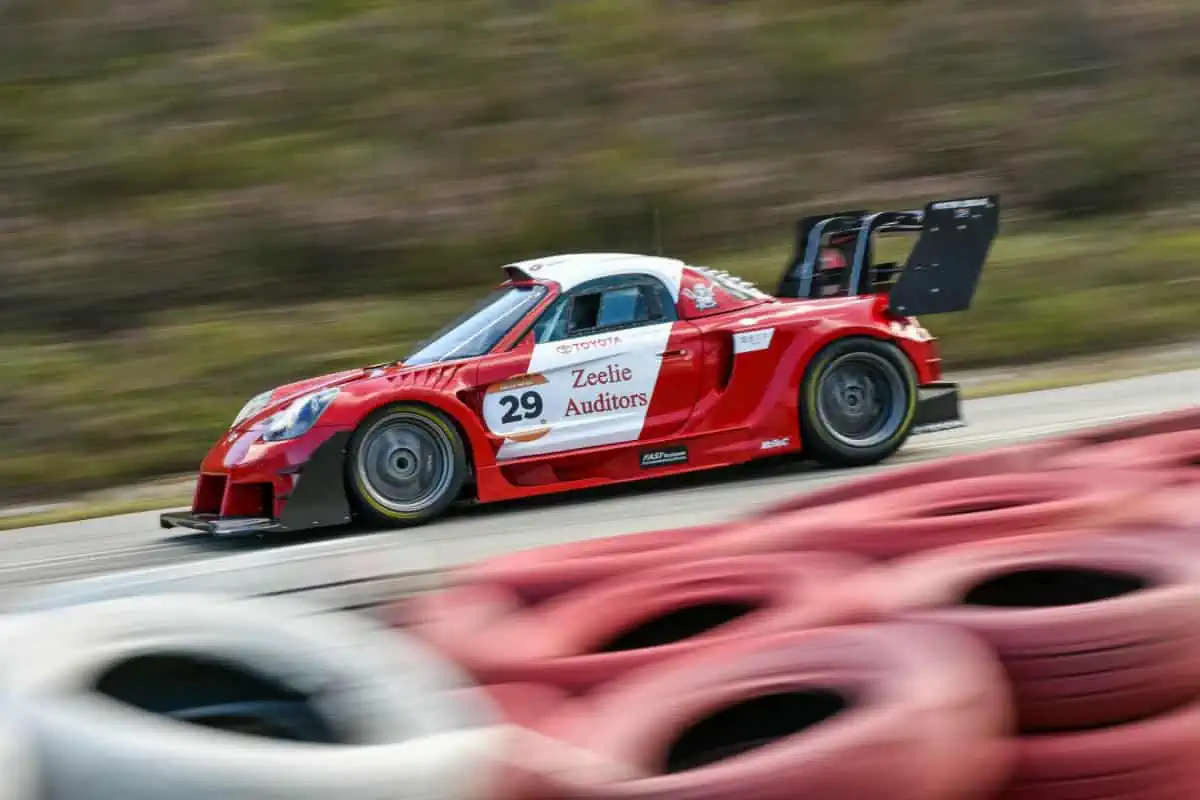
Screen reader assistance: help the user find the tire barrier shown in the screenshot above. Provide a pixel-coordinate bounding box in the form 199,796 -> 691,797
0,718 -> 40,800
1047,429 -> 1200,473
477,684 -> 574,800
514,624 -> 1014,800
746,439 -> 1080,520
481,683 -> 571,734
454,524 -> 725,605
1062,406 -> 1200,447
996,696 -> 1200,800
393,528 -> 775,684
415,553 -> 873,692
0,593 -> 510,800
683,469 -> 1165,563
391,405 -> 1200,799
877,532 -> 1200,731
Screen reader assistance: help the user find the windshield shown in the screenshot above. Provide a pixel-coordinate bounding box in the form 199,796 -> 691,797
403,284 -> 547,366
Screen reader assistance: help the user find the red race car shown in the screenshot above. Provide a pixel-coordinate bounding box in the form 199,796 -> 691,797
161,196 -> 999,535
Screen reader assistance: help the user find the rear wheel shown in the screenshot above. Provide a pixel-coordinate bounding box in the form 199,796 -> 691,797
800,337 -> 917,468
346,404 -> 469,527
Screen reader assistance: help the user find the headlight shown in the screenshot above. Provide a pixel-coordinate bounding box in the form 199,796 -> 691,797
261,388 -> 340,442
232,390 -> 273,429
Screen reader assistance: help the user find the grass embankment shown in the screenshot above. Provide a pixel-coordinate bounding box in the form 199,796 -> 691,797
4,221 -> 1199,505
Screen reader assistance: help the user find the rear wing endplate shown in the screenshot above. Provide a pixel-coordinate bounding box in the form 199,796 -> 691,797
776,195 -> 1000,316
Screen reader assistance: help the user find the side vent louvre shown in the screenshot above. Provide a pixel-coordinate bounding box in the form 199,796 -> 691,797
715,336 -> 736,391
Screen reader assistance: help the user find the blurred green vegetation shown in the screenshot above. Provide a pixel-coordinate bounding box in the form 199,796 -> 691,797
3,0 -> 1200,500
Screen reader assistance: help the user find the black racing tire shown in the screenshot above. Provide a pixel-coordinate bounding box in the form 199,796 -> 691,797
799,337 -> 918,468
346,403 -> 469,528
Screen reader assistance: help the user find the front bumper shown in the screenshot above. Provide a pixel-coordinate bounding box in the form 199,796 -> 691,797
159,512 -> 288,536
160,430 -> 355,537
911,381 -> 965,435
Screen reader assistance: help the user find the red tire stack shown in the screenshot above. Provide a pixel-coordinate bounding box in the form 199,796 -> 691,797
385,406 -> 1200,800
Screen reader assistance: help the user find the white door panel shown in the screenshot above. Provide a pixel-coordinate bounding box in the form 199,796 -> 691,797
483,323 -> 674,460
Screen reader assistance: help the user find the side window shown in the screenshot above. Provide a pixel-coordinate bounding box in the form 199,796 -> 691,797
533,276 -> 676,344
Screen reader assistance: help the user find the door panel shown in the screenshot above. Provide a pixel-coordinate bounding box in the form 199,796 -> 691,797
480,322 -> 691,460
640,322 -> 703,441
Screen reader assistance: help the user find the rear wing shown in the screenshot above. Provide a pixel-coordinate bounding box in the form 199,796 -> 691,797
775,195 -> 1000,316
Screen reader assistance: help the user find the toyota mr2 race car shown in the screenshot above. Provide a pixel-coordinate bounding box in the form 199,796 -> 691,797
161,195 -> 999,536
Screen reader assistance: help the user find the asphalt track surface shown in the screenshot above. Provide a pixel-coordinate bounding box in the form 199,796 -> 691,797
3,368 -> 1198,598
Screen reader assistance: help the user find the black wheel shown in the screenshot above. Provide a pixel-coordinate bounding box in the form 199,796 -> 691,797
346,404 -> 469,527
799,337 -> 917,468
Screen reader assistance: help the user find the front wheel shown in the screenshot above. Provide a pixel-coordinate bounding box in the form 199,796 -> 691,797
799,337 -> 917,468
346,404 -> 469,527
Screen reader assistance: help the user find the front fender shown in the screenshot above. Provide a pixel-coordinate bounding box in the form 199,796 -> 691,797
330,382 -> 496,474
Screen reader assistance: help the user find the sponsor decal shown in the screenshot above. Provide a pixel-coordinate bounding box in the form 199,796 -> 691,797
682,283 -> 719,310
565,391 -> 648,417
486,373 -> 549,394
732,327 -> 775,354
571,364 -> 633,389
931,198 -> 989,210
496,322 -> 672,460
760,437 -> 790,450
485,373 -> 550,440
564,363 -> 645,417
556,334 -> 622,356
640,445 -> 689,469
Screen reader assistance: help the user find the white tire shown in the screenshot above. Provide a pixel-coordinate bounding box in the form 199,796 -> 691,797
0,594 -> 510,800
0,717 -> 40,800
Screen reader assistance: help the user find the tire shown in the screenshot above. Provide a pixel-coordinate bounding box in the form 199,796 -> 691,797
481,683 -> 570,734
799,337 -> 918,468
456,523 -> 725,605
996,697 -> 1200,799
346,403 -> 469,527
0,717 -> 39,800
436,552 -> 873,693
686,468 -> 1162,562
391,525 -> 726,674
879,532 -> 1200,732
1048,429 -> 1200,472
0,594 -> 507,800
745,439 -> 1078,521
396,582 -> 533,683
522,623 -> 1014,800
478,684 -> 574,800
1063,406 -> 1200,448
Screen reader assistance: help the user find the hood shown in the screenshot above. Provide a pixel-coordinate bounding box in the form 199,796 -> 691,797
268,366 -> 378,404
233,362 -> 398,431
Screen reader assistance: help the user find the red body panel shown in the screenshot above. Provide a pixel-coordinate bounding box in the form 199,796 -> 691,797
186,259 -> 946,523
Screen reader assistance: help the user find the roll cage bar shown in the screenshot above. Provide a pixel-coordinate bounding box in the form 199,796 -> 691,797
776,195 -> 1000,316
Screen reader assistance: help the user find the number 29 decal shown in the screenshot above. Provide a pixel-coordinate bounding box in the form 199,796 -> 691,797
499,390 -> 543,424
484,374 -> 551,442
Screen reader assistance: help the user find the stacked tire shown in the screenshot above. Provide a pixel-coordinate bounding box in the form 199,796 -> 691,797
879,532 -> 1200,798
398,405 -> 1200,799
0,594 -> 513,799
